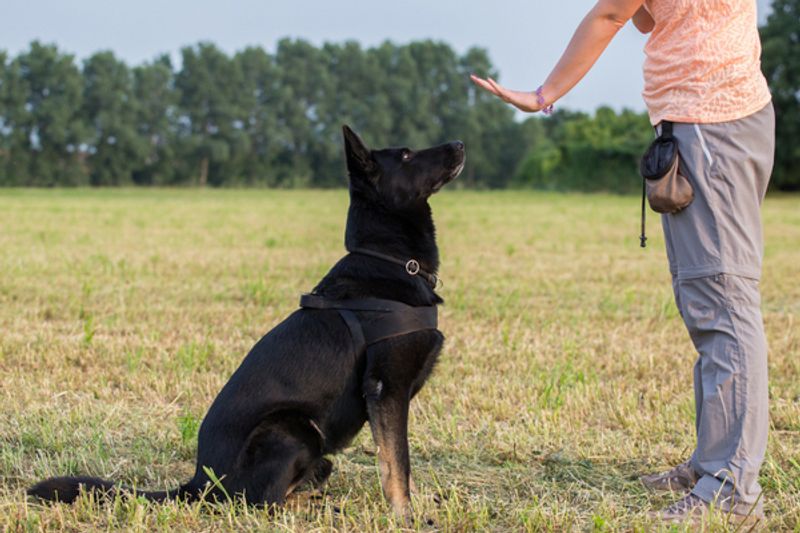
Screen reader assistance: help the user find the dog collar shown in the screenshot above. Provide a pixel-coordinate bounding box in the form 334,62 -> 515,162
348,247 -> 440,289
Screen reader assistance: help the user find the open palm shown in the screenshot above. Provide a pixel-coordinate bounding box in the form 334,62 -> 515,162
469,74 -> 543,113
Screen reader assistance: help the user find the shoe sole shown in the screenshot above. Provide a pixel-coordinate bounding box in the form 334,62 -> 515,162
651,510 -> 764,529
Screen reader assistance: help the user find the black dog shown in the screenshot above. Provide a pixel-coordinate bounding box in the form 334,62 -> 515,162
29,126 -> 465,519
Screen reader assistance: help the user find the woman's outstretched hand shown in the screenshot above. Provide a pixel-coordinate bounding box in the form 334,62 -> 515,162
469,74 -> 543,113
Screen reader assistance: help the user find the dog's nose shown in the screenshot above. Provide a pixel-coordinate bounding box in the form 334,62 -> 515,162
452,141 -> 465,151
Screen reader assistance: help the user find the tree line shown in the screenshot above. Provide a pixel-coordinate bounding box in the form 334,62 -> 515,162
0,40 -> 520,188
0,3 -> 797,191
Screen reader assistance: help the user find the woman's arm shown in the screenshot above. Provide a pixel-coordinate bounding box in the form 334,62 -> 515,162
471,0 -> 645,112
632,5 -> 654,33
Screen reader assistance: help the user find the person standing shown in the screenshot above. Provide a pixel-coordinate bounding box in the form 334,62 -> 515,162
471,0 -> 774,526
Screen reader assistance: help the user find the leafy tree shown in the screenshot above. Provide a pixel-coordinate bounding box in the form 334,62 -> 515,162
233,47 -> 284,186
0,50 -> 33,187
175,43 -> 248,186
403,41 -> 460,145
132,56 -> 177,185
512,117 -> 562,189
513,107 -> 651,193
761,0 -> 800,190
272,39 -> 330,187
456,47 -> 520,188
2,42 -> 87,185
327,42 -> 392,144
82,51 -> 146,185
315,41 -> 390,186
0,50 -> 8,179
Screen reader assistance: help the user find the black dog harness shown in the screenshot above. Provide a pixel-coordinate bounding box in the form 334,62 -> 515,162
299,249 -> 439,353
300,294 -> 438,351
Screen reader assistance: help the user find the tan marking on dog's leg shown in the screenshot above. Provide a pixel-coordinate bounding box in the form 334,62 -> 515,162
368,406 -> 412,519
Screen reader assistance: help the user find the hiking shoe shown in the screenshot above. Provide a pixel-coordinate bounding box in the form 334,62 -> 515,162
650,493 -> 709,523
649,493 -> 763,527
640,460 -> 699,492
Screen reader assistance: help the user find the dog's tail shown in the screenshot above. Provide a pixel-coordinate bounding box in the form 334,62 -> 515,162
28,476 -> 191,504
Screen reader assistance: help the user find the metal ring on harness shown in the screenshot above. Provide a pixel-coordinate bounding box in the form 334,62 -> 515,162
405,259 -> 420,276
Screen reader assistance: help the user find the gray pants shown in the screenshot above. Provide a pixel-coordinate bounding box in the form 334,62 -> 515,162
660,103 -> 774,515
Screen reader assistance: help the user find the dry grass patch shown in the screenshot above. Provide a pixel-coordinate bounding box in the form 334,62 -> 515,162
1,188 -> 798,531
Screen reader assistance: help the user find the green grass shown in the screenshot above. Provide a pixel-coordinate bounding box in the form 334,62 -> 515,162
1,188 -> 798,532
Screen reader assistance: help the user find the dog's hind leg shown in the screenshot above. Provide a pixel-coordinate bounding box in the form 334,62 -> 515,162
307,457 -> 333,489
234,413 -> 324,506
246,455 -> 307,506
286,456 -> 333,498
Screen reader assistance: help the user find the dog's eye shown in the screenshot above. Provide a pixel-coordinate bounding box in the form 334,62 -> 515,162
401,150 -> 412,162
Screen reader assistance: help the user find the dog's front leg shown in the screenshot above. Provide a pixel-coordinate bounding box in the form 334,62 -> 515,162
364,379 -> 413,520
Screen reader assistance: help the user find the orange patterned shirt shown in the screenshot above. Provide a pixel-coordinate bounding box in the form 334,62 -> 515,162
642,0 -> 772,125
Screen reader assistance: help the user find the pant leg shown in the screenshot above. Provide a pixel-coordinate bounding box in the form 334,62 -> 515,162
659,103 -> 774,515
693,352 -> 704,440
667,272 -> 707,438
677,274 -> 768,516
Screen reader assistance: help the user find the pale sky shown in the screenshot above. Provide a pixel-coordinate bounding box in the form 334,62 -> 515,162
1,0 -> 773,114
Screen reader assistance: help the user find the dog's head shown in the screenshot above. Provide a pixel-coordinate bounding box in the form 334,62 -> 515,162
342,125 -> 465,208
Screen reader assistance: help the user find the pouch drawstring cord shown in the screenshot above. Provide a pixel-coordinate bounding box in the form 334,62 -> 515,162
640,175 -> 647,248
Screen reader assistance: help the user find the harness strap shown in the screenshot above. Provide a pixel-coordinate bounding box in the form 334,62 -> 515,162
299,294 -> 438,348
336,308 -> 366,357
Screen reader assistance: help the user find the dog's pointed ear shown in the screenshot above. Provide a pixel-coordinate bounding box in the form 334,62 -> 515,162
342,125 -> 375,176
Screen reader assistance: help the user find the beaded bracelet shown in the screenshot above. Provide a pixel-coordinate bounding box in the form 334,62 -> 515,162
535,85 -> 554,115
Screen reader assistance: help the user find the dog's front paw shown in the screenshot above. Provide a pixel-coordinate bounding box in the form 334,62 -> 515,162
398,510 -> 437,529
392,502 -> 438,529
390,500 -> 413,526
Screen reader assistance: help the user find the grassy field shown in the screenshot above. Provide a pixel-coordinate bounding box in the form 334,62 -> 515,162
0,188 -> 798,532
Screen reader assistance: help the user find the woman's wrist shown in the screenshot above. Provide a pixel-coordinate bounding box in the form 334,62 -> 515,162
535,85 -> 555,115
